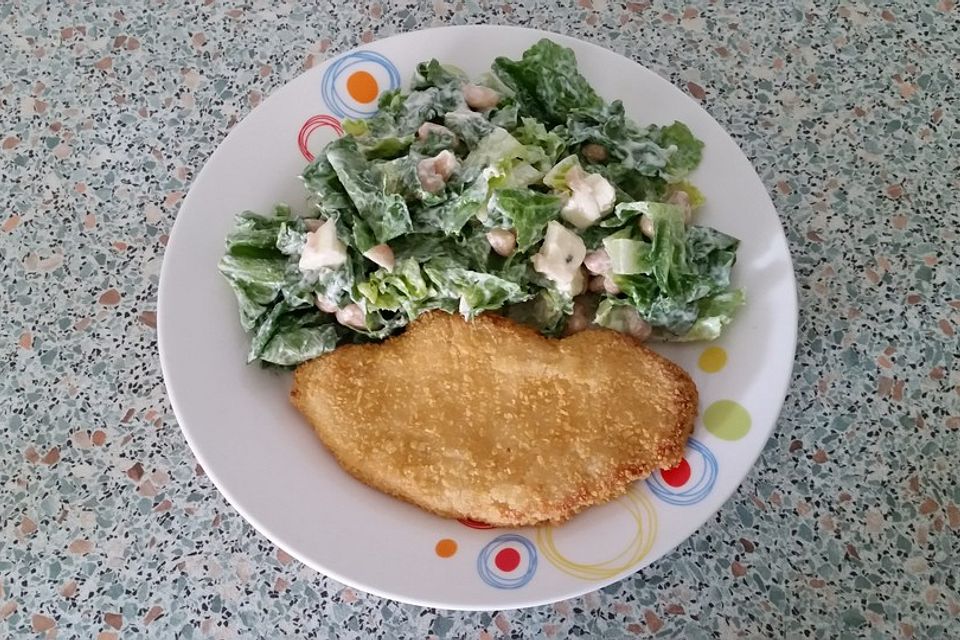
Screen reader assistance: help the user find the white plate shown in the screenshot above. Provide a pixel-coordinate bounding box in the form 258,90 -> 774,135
158,25 -> 797,610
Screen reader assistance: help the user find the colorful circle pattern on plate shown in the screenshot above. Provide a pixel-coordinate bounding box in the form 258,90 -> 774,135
536,491 -> 657,581
476,534 -> 538,589
698,346 -> 728,373
703,399 -> 752,441
297,114 -> 343,162
645,438 -> 719,506
435,538 -> 458,558
321,51 -> 401,119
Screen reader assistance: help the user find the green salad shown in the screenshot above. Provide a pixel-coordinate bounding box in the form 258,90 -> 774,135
219,39 -> 744,366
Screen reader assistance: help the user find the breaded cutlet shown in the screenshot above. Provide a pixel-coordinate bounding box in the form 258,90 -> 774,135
291,311 -> 697,527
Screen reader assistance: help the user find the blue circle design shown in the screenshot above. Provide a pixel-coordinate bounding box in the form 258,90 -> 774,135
646,438 -> 719,506
321,51 -> 400,119
476,534 -> 538,589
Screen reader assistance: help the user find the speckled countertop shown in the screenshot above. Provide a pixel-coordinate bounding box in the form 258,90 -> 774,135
2,1 -> 958,638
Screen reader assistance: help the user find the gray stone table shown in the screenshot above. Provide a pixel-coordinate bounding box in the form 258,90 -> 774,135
2,1 -> 957,638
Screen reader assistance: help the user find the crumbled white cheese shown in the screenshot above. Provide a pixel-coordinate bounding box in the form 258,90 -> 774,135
560,165 -> 616,229
531,221 -> 587,294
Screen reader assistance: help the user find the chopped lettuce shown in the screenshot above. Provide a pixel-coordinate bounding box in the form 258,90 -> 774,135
505,287 -> 573,336
220,38 -> 740,366
604,237 -> 653,275
444,110 -> 496,149
325,138 -> 413,243
250,307 -> 340,366
486,188 -> 565,251
423,256 -> 530,319
654,122 -> 704,180
357,259 -> 432,316
492,39 -> 604,126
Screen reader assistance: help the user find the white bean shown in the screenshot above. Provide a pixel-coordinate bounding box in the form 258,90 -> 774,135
602,275 -> 621,295
315,295 -> 338,313
581,142 -> 608,163
462,84 -> 500,110
667,189 -> 693,224
588,275 -> 606,293
335,303 -> 366,330
485,228 -> 517,257
417,122 -> 456,144
564,295 -> 596,336
363,243 -> 396,271
626,314 -> 652,342
583,249 -> 611,275
639,214 -> 655,239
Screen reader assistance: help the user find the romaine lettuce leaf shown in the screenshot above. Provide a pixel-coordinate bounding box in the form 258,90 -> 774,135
654,122 -> 704,180
492,39 -> 603,126
542,154 -> 580,191
603,237 -> 653,275
486,188 -> 564,251
459,127 -> 527,183
411,59 -> 467,93
647,202 -> 689,297
251,307 -> 340,366
603,200 -> 684,228
505,287 -> 573,336
325,138 -> 413,243
411,125 -> 459,156
566,101 -> 671,175
218,254 -> 287,294
223,207 -> 290,259
356,258 -> 432,316
657,290 -> 745,341
302,156 -> 355,217
423,256 -> 531,319
513,117 -> 565,170
443,110 -> 495,149
592,163 -> 667,203
488,101 -> 520,130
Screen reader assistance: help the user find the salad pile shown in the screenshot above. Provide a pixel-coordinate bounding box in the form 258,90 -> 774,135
219,39 -> 744,366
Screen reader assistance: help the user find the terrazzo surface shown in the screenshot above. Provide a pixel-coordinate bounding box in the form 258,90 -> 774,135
2,1 -> 958,638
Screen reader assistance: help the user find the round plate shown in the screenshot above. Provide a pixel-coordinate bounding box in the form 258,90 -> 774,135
158,25 -> 797,610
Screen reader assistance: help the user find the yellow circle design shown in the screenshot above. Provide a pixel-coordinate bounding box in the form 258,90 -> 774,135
698,346 -> 728,373
536,491 -> 657,581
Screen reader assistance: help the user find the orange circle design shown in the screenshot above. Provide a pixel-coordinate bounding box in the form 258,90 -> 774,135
435,538 -> 458,558
346,71 -> 379,104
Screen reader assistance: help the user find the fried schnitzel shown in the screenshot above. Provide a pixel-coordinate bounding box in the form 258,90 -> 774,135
291,311 -> 697,527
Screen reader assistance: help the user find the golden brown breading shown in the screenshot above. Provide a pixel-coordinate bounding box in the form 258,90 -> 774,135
291,311 -> 697,527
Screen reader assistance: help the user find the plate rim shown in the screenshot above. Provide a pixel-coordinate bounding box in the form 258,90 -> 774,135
158,23 -> 799,610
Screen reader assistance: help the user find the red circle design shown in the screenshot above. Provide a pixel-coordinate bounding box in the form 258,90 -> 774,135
458,518 -> 494,530
661,458 -> 691,487
297,114 -> 343,161
494,548 -> 521,572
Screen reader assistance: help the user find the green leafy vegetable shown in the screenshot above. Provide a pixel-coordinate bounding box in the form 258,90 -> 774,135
654,122 -> 704,180
325,138 -> 413,243
492,39 -> 604,126
423,256 -> 530,319
486,188 -> 564,251
566,101 -> 673,176
220,38 -> 740,365
252,308 -> 340,366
